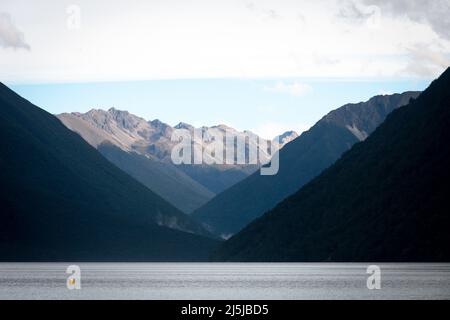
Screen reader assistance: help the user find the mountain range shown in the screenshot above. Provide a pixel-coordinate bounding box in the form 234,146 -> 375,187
212,68 -> 450,262
58,109 -> 296,213
0,82 -> 218,261
192,91 -> 420,238
3,67 -> 447,263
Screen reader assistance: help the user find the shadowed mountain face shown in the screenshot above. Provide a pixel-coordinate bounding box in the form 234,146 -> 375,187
193,91 -> 420,238
57,111 -> 216,213
58,110 -> 288,195
97,142 -> 215,214
212,68 -> 450,262
0,83 -> 218,261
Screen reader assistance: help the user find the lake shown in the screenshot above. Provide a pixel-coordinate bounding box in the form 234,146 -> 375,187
0,263 -> 449,299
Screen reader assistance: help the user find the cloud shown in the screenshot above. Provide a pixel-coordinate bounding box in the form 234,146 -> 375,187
365,0 -> 450,40
264,81 -> 312,96
245,2 -> 281,20
338,0 -> 372,21
337,0 -> 450,77
312,53 -> 341,66
402,44 -> 450,77
0,12 -> 30,50
339,0 -> 450,40
2,0 -> 448,82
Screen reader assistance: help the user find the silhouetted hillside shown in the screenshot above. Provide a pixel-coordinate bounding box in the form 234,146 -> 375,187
194,91 -> 419,238
213,68 -> 450,262
0,83 -> 218,261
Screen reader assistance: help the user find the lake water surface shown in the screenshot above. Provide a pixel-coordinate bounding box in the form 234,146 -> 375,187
1,263 -> 449,300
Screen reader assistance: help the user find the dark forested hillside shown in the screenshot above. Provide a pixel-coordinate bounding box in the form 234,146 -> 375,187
0,83 -> 218,261
212,68 -> 450,262
193,91 -> 420,238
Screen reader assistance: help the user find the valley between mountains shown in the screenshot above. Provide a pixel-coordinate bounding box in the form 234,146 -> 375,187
1,68 -> 449,261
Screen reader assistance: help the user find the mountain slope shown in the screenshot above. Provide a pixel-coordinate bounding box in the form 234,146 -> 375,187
193,91 -> 420,237
273,131 -> 299,148
97,142 -> 215,213
0,82 -> 218,261
212,68 -> 450,262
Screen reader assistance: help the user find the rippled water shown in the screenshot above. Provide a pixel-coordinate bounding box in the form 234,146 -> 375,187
0,263 -> 449,299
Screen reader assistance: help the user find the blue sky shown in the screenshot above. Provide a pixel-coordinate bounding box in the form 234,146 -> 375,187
10,77 -> 430,139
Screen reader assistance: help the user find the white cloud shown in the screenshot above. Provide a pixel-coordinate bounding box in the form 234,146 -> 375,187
245,1 -> 281,20
264,81 -> 313,96
1,0 -> 449,83
359,0 -> 450,41
0,12 -> 30,50
403,44 -> 450,77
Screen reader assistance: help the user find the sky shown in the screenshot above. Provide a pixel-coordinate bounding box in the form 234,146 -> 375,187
1,0 -> 449,138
